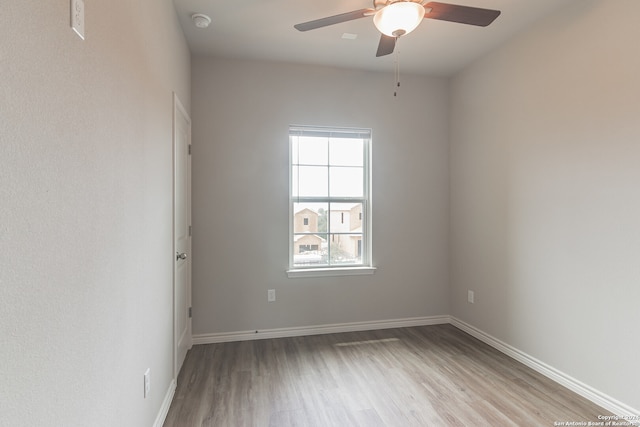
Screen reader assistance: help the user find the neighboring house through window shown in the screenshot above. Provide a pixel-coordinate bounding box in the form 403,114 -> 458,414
288,125 -> 373,275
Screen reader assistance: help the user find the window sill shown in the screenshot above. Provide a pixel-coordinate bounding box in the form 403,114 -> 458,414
286,266 -> 376,279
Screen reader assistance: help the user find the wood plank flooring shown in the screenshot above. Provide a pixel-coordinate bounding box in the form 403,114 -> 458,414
163,324 -> 610,426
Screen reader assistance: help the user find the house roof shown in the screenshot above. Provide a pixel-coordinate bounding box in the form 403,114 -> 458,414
293,234 -> 326,243
294,203 -> 359,215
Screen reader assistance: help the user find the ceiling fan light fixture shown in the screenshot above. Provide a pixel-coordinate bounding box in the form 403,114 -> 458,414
373,2 -> 425,37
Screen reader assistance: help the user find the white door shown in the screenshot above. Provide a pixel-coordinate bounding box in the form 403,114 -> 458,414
173,93 -> 192,378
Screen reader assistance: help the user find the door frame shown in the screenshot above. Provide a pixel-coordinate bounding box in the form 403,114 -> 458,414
173,92 -> 192,380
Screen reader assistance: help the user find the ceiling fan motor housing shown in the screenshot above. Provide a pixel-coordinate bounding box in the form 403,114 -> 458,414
373,0 -> 427,10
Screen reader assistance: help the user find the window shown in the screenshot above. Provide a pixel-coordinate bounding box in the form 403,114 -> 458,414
288,125 -> 374,277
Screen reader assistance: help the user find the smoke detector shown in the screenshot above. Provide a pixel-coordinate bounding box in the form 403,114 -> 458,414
191,13 -> 211,29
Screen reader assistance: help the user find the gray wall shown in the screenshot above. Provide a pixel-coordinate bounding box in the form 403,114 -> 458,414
450,0 -> 640,411
191,57 -> 450,335
0,1 -> 190,425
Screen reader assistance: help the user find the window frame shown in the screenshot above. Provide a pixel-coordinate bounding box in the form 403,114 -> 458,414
287,125 -> 375,278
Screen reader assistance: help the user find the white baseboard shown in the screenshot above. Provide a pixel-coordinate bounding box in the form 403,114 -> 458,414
192,315 -> 450,345
449,317 -> 640,422
153,379 -> 176,427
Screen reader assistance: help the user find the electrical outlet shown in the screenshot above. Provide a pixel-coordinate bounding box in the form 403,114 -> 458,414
468,290 -> 475,304
267,289 -> 276,302
70,0 -> 85,40
144,368 -> 150,398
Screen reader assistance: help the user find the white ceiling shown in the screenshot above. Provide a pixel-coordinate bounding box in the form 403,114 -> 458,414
173,0 -> 576,76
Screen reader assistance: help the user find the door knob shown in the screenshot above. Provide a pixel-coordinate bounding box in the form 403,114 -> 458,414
176,252 -> 187,261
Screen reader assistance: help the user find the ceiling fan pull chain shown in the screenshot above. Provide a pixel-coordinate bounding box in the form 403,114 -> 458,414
394,37 -> 400,97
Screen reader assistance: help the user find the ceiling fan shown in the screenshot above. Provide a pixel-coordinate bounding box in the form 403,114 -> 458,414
294,1 -> 501,57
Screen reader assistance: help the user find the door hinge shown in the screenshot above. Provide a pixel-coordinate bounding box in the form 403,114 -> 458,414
188,307 -> 192,318
189,225 -> 192,236
188,144 -> 192,155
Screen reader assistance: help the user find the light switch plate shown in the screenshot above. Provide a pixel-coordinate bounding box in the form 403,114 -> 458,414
71,0 -> 85,40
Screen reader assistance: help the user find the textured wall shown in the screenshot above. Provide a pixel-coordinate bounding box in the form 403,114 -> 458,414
450,0 -> 640,412
191,57 -> 450,335
0,0 -> 190,425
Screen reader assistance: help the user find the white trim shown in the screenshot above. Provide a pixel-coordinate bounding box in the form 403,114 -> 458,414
449,317 -> 640,421
153,379 -> 176,427
192,315 -> 449,344
287,266 -> 376,278
288,125 -> 374,272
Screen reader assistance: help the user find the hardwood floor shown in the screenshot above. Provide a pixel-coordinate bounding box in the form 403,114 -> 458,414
164,324 -> 609,426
